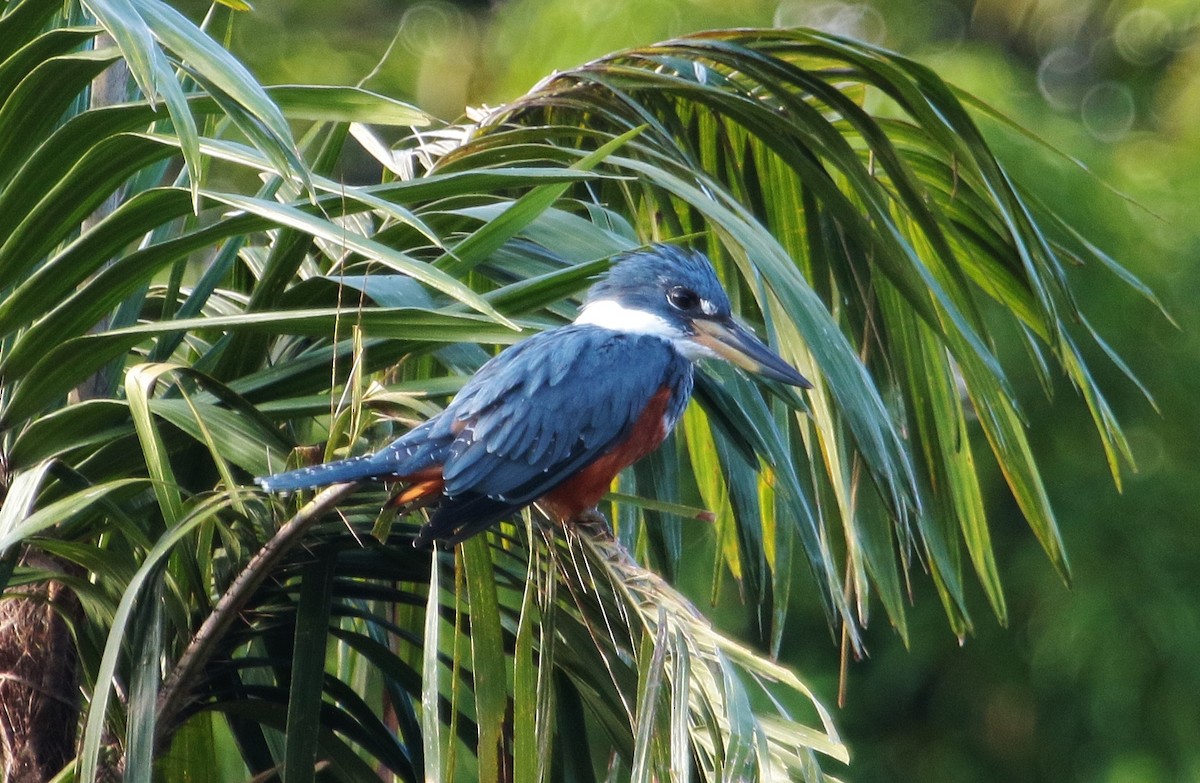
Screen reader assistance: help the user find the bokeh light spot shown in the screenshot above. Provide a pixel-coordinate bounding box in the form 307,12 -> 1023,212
1037,46 -> 1088,110
399,1 -> 465,55
1114,8 -> 1172,66
773,1 -> 887,45
1081,80 -> 1136,142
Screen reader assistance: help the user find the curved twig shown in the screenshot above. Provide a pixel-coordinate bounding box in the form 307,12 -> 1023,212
153,482 -> 360,750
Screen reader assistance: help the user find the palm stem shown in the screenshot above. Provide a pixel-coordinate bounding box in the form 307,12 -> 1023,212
153,482 -> 360,749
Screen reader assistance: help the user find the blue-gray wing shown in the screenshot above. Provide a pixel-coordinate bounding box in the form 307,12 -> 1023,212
415,325 -> 693,542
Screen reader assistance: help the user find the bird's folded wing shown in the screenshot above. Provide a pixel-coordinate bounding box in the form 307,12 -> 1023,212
438,327 -> 691,507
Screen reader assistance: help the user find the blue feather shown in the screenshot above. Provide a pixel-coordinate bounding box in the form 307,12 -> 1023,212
420,328 -> 691,542
256,454 -> 386,492
255,327 -> 694,537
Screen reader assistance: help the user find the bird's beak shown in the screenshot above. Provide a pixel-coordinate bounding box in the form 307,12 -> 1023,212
691,318 -> 812,388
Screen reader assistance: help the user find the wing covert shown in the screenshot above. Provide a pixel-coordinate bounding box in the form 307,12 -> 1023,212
438,326 -> 692,505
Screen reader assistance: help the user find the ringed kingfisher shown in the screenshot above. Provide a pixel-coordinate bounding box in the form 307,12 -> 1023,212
256,245 -> 811,546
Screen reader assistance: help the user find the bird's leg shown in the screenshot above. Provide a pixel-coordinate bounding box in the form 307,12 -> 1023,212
570,507 -> 613,539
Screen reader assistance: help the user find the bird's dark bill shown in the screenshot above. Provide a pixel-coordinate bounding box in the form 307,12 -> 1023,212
692,318 -> 812,388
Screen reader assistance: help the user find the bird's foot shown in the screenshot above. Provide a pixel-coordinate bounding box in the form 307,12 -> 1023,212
569,507 -> 613,539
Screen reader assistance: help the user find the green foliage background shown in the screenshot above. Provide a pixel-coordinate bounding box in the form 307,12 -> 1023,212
217,1 -> 1198,781
0,0 -> 1189,780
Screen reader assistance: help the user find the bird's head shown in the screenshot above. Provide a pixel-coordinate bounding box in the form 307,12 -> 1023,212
576,245 -> 812,388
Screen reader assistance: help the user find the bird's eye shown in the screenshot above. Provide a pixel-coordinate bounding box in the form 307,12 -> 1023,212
667,286 -> 700,311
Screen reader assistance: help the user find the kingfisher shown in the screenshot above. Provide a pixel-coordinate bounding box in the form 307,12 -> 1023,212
256,245 -> 811,546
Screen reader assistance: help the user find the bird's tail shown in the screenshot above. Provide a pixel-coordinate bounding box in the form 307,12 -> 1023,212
255,454 -> 390,493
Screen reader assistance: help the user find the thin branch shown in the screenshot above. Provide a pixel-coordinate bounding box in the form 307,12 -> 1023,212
153,482 -> 360,749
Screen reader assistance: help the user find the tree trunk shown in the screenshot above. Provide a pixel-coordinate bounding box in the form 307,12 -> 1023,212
0,559 -> 81,782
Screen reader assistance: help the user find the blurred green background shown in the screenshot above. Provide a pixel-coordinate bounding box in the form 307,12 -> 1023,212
210,0 -> 1199,780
